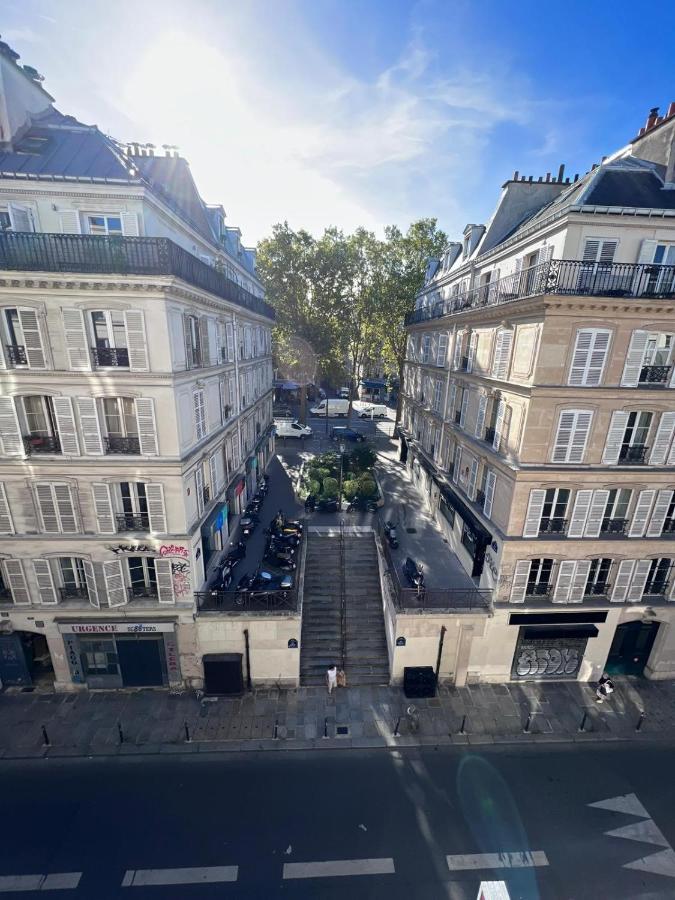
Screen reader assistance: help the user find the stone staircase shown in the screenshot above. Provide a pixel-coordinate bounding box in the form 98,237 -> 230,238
300,531 -> 389,686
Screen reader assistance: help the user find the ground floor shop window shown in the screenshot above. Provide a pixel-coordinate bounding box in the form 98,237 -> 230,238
461,522 -> 477,558
439,497 -> 455,528
81,639 -> 118,676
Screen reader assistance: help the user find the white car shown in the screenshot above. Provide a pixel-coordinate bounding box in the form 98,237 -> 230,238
274,419 -> 312,439
359,404 -> 388,418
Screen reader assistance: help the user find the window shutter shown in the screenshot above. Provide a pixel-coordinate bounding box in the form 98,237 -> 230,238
510,561 -> 531,603
214,449 -> 225,492
92,483 -> 115,534
553,560 -> 577,603
437,333 -> 448,366
474,394 -> 487,438
584,489 -> 610,537
466,333 -> 478,372
32,559 -> 57,605
183,314 -> 193,369
459,391 -> 469,428
628,490 -> 656,537
620,330 -> 648,387
226,322 -> 235,361
568,489 -> 593,538
198,317 -> 210,366
51,397 -> 80,456
452,447 -> 462,484
453,330 -> 464,369
124,311 -> 149,371
598,240 -> 617,264
553,410 -> 592,463
62,308 -> 91,370
53,484 -> 78,533
206,319 -> 218,367
491,329 -> 513,379
467,458 -> 478,500
602,411 -> 630,464
649,412 -> 675,465
17,309 -> 46,368
146,484 -> 167,533
103,559 -> 127,607
75,398 -> 103,455
627,559 -> 651,603
492,399 -> 506,451
570,560 -> 591,603
59,210 -> 81,234
8,202 -> 34,232
135,398 -> 158,456
3,560 -> 30,605
611,560 -> 636,602
647,489 -> 673,537
447,383 -> 457,419
0,397 -> 22,456
35,484 -> 59,533
568,329 -> 610,386
209,454 -> 219,495
523,489 -> 546,537
193,390 -> 206,441
82,559 -> 99,608
637,239 -> 658,264
195,467 -> 205,514
120,212 -> 140,236
483,470 -> 496,518
0,483 -> 13,534
155,558 -> 175,604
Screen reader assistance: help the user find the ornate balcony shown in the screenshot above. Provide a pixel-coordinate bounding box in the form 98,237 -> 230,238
5,343 -> 26,366
538,517 -> 568,536
59,586 -> 89,602
105,435 -> 141,455
128,584 -> 158,601
639,364 -> 671,386
92,346 -> 129,367
23,434 -> 61,454
525,583 -> 553,598
619,444 -> 648,464
116,513 -> 150,532
484,426 -> 496,444
583,583 -> 609,599
600,518 -> 628,535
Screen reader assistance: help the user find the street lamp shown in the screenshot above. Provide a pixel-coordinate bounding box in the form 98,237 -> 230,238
338,441 -> 346,510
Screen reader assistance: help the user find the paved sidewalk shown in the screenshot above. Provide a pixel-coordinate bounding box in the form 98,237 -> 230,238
1,676 -> 673,759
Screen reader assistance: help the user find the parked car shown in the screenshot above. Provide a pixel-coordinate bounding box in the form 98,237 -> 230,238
274,419 -> 312,439
330,426 -> 364,443
309,398 -> 349,417
358,404 -> 388,419
338,386 -> 350,399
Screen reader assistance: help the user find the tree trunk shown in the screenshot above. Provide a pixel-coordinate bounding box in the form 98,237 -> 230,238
394,356 -> 405,429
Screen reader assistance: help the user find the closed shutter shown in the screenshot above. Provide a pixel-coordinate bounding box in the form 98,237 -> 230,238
602,411 -> 629,464
437,333 -> 448,366
621,330 -> 648,387
583,238 -> 617,264
629,490 -> 656,537
553,560 -> 577,603
3,560 -> 30,605
568,329 -> 610,386
135,398 -> 158,455
552,410 -> 592,463
76,398 -> 103,455
483,470 -> 496,518
611,560 -> 636,602
453,330 -> 464,369
492,399 -> 506,451
207,318 -> 218,366
467,458 -> 478,499
145,484 -> 167,533
447,383 -> 457,419
637,239 -> 658,264
52,397 -> 80,456
124,311 -> 149,371
570,560 -> 592,603
155,558 -> 175,605
214,448 -> 225,491
195,467 -> 205,514
649,412 -> 675,465
647,489 -> 673,537
585,489 -> 610,537
120,212 -> 140,236
510,560 -> 531,603
193,390 -> 206,440
92,483 -> 115,534
491,329 -> 513,379
459,391 -> 469,428
59,210 -> 81,234
568,489 -> 593,538
452,447 -> 462,484
466,332 -> 478,372
0,483 -> 14,534
35,483 -> 59,532
226,322 -> 235,361
103,559 -> 127,607
209,454 -> 219,495
62,308 -> 91,370
7,202 -> 34,232
627,559 -> 651,603
0,397 -> 22,456
199,318 -> 210,366
32,559 -> 57,604
82,559 -> 99,608
54,484 -> 78,533
523,489 -> 546,537
18,309 -> 46,368
474,394 -> 487,438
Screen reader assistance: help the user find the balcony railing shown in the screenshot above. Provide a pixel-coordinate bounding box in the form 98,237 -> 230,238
662,519 -> 675,535
5,343 -> 26,366
23,434 -> 61,454
639,364 -> 671,386
59,586 -> 89,602
538,517 -> 568,536
92,346 -> 129,367
105,435 -> 141,455
584,583 -> 609,599
0,232 -> 275,321
484,426 -> 496,445
203,485 -> 211,506
600,518 -> 628,536
475,489 -> 486,509
406,259 -> 675,325
619,444 -> 648,464
128,584 -> 158,601
116,513 -> 150,532
525,583 -> 552,598
196,588 -> 298,613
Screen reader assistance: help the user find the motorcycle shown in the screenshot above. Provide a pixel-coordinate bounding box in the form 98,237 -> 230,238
219,564 -> 233,590
265,529 -> 301,547
240,514 -> 259,538
347,496 -> 378,513
383,520 -> 399,549
269,517 -> 302,536
403,557 -> 425,592
304,494 -> 317,512
263,550 -> 296,572
224,541 -> 246,567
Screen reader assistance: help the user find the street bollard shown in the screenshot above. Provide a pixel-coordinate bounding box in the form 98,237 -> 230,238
579,710 -> 588,733
117,721 -> 124,744
184,721 -> 191,743
273,719 -> 279,740
636,710 -> 646,732
323,717 -> 329,739
41,724 -> 50,747
459,714 -> 467,735
523,711 -> 533,734
393,717 -> 401,737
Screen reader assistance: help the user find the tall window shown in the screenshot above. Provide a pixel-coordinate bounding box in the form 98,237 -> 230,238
127,557 -> 157,599
58,558 -> 87,600
118,483 -> 149,530
539,489 -> 570,534
185,315 -> 201,368
22,396 -> 55,436
585,559 -> 612,597
526,559 -> 554,596
619,411 -> 652,463
87,215 -> 122,235
601,489 -> 631,533
90,311 -> 128,366
644,558 -> 672,598
103,398 -> 139,453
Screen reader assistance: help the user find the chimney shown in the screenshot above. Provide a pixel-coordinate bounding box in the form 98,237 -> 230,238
557,163 -> 565,182
512,170 -> 519,181
646,107 -> 659,131
668,102 -> 675,119
545,173 -> 551,182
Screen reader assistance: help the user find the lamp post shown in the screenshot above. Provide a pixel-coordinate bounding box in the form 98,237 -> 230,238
338,442 -> 345,511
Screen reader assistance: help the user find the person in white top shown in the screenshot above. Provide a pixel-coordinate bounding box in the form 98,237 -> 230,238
326,664 -> 338,694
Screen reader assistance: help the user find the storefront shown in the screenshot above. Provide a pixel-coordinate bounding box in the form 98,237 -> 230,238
509,612 -> 603,681
228,476 -> 247,516
59,621 -> 181,689
201,502 -> 229,569
245,455 -> 258,498
436,480 -> 492,578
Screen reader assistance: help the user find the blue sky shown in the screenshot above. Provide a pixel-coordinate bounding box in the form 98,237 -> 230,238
3,0 -> 675,245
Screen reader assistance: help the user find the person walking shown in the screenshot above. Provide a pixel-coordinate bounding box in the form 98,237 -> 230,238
595,673 -> 615,703
337,667 -> 347,688
326,664 -> 338,695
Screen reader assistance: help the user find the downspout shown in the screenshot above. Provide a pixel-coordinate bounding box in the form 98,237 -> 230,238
243,628 -> 252,691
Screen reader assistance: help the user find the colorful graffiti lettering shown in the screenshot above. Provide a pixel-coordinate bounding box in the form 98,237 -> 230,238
160,544 -> 189,558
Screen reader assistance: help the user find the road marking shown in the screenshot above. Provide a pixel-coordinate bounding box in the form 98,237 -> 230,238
283,858 -> 395,879
121,867 -> 238,887
588,793 -> 650,818
590,791 -> 675,877
624,848 -> 675,878
606,819 -> 670,847
446,851 -> 549,871
0,876 -> 43,893
0,874 -> 82,893
41,874 -> 82,891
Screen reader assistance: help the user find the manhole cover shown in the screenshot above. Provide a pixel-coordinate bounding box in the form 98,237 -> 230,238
336,725 -> 350,736
406,528 -> 417,534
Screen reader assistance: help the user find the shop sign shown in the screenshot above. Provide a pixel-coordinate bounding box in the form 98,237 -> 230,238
108,544 -> 155,555
159,544 -> 189,558
60,622 -> 175,635
512,635 -> 586,680
165,632 -> 181,683
63,634 -> 84,683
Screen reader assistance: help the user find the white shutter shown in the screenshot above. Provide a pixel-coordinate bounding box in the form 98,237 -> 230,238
483,470 -> 496,518
599,240 -> 617,264
209,454 -> 219,495
146,484 -> 167,533
51,397 -> 80,456
467,458 -> 478,500
553,560 -> 577,603
491,329 -> 513,379
649,412 -> 675,465
447,383 -> 457,419
459,391 -> 469,428
103,559 -> 127,607
0,397 -> 22,456
215,448 -> 225,491
193,390 -> 206,440
62,308 -> 91,370
629,490 -> 656,537
3,560 -> 30,605
198,317 -> 210,366
492,399 -> 506,451
474,394 -> 487,437
82,560 -> 99,608
155,558 -> 175,605
627,559 -> 651,603
226,322 -> 235,361
135,398 -> 158,455
453,330 -> 464,369
32,559 -> 57,605
583,238 -> 617,264
207,319 -> 218,367
59,210 -> 81,234
466,332 -> 478,372
92,483 -> 115,534
120,212 -> 140,236
452,447 -> 462,484
18,309 -> 46,368
568,412 -> 592,463
437,333 -> 448,366
552,410 -> 592,463
0,483 -> 14,534
35,484 -> 59,532
621,330 -> 648,387
195,467 -> 205,514
611,560 -> 636,602
647,490 -> 673,537
53,484 -> 78,533
569,560 -> 591,603
510,561 -> 531,603
76,398 -> 103,455
568,489 -> 593,538
568,329 -> 610,386
637,239 -> 658,264
602,411 -> 629,464
7,202 -> 34,232
124,311 -> 149,371
585,489 -> 610,537
523,489 -> 546,537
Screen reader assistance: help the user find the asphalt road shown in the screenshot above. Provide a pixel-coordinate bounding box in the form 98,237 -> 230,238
2,743 -> 675,899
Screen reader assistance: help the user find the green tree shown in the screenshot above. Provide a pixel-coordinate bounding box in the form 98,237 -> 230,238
323,476 -> 339,497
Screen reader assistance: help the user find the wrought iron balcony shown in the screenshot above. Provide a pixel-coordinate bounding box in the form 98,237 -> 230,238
484,426 -> 496,444
0,232 -> 274,320
203,485 -> 211,506
639,364 -> 671,386
619,444 -> 648,464
583,583 -> 609,599
662,519 -> 675,535
525,583 -> 553,598
538,517 -> 568,536
91,346 -> 129,367
5,343 -> 26,366
59,586 -> 89,602
116,513 -> 150,532
600,518 -> 628,535
643,587 -> 667,602
128,584 -> 158,601
23,433 -> 61,454
105,435 -> 141,455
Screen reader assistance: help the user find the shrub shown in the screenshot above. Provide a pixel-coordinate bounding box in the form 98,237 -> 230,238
358,475 -> 377,498
322,477 -> 339,497
307,479 -> 321,497
312,467 -> 331,483
343,479 -> 359,500
348,445 -> 376,473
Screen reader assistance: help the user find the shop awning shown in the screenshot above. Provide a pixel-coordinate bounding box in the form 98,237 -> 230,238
522,625 -> 600,640
234,477 -> 245,497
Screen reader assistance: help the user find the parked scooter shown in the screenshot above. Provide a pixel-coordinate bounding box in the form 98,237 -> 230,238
224,541 -> 246,567
265,529 -> 300,548
305,494 -> 317,512
403,557 -> 425,593
263,548 -> 296,571
383,520 -> 399,549
240,514 -> 259,538
347,496 -> 378,513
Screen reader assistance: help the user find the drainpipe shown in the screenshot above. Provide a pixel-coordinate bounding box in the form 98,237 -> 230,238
243,628 -> 252,691
435,625 -> 447,681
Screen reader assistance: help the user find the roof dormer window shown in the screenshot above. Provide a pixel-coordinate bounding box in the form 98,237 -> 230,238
87,215 -> 123,236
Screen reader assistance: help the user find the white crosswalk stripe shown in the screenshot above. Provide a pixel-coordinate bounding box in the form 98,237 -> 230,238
121,866 -> 238,886
283,858 -> 395,879
446,851 -> 549,871
0,873 -> 81,893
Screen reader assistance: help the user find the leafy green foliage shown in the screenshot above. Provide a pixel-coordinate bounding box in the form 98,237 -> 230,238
342,479 -> 359,500
322,477 -> 339,498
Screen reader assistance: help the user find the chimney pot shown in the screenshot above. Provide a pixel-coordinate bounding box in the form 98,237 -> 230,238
646,106 -> 659,130
574,174 -> 579,182
565,177 -> 570,183
513,170 -> 519,181
667,102 -> 675,119
545,173 -> 551,182
528,175 -> 533,182
591,163 -> 598,170
557,163 -> 565,182
538,176 -> 543,182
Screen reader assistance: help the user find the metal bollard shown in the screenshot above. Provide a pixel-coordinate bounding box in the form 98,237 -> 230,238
323,717 -> 329,739
523,711 -> 533,734
459,714 -> 467,735
184,721 -> 191,743
579,710 -> 588,733
393,716 -> 401,737
117,721 -> 124,744
273,719 -> 279,740
41,724 -> 50,747
636,710 -> 646,732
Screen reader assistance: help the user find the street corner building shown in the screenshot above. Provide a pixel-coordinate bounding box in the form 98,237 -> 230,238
400,103 -> 675,685
0,40 -> 277,691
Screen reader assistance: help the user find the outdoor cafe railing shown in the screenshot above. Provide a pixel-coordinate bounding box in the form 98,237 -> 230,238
195,588 -> 298,614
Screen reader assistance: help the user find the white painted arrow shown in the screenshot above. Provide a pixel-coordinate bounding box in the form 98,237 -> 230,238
588,793 -> 650,818
624,848 -> 675,879
605,819 -> 670,848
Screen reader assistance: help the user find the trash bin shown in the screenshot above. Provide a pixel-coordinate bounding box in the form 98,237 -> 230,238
403,666 -> 437,698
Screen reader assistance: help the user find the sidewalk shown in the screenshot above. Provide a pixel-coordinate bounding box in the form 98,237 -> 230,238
1,677 -> 673,759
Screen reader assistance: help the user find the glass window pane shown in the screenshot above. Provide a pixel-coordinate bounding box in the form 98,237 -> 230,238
88,216 -> 106,234
103,398 -> 122,435
23,396 -> 48,433
106,216 -> 122,234
111,311 -> 127,348
122,398 -> 137,435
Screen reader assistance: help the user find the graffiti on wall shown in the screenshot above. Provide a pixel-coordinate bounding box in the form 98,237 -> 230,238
171,561 -> 191,598
160,544 -> 189,558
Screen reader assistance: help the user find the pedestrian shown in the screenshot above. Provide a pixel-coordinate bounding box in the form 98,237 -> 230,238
337,668 -> 347,688
595,673 -> 615,703
326,664 -> 338,695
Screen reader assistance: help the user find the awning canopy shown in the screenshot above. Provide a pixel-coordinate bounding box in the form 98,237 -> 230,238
522,625 -> 599,640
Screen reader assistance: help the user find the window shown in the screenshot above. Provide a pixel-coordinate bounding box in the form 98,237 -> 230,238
81,639 -> 118,675
103,398 -> 139,454
491,329 -> 514,380
540,488 -> 570,535
421,334 -> 431,363
127,557 -> 157,599
22,396 -> 54,436
118,482 -> 149,530
87,215 -> 122,236
526,559 -> 554,596
620,411 -> 652,463
598,489 -> 631,533
644,558 -> 672,598
185,315 -> 201,369
552,410 -> 593,463
194,390 -> 207,441
90,311 -> 128,366
2,307 -> 46,368
568,329 -> 610,386
585,559 -> 612,597
461,522 -> 478,558
432,379 -> 442,412
0,210 -> 10,232
642,242 -> 675,294
58,558 -> 88,600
